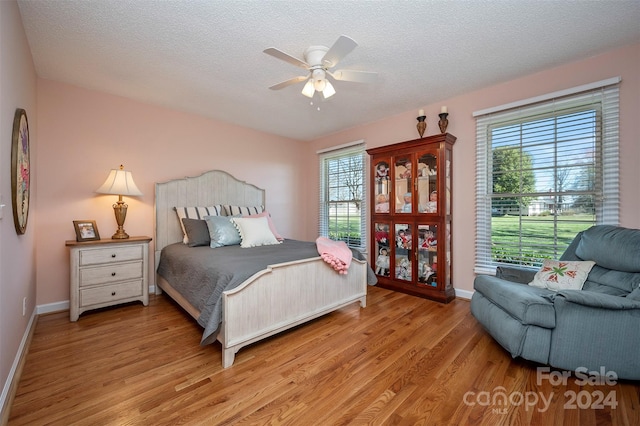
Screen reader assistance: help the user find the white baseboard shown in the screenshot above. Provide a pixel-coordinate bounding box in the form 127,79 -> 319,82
36,300 -> 69,315
0,309 -> 36,422
455,288 -> 474,300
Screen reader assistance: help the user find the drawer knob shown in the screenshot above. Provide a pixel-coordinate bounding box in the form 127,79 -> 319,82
111,272 -> 116,276
111,254 -> 117,258
111,291 -> 116,296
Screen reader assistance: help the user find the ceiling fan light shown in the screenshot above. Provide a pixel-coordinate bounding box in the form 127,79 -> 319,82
322,80 -> 336,98
301,79 -> 315,98
312,68 -> 326,92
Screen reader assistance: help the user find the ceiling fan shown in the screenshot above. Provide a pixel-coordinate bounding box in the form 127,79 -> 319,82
263,35 -> 377,99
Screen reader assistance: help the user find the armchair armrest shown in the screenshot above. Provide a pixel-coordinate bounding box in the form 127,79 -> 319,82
495,265 -> 537,284
555,290 -> 640,310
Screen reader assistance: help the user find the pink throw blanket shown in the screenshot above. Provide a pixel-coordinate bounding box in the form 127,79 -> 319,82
316,236 -> 352,274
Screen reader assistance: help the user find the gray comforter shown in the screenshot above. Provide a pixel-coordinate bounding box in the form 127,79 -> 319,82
156,239 -> 375,345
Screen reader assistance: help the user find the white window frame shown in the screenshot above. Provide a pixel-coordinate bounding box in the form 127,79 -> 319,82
474,78 -> 620,274
318,141 -> 367,250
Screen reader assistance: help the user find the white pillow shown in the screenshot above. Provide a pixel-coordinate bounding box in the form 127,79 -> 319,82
528,259 -> 596,291
175,206 -> 223,244
231,217 -> 280,248
243,210 -> 284,241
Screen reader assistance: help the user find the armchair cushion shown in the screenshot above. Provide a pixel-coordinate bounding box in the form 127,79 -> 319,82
474,275 -> 555,328
576,225 -> 640,273
627,286 -> 640,301
556,290 -> 640,310
583,265 -> 640,294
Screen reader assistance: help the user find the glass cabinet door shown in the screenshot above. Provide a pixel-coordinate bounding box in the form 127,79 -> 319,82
394,223 -> 412,281
373,159 -> 390,214
444,222 -> 451,288
417,152 -> 437,214
373,222 -> 391,277
418,224 -> 438,286
394,155 -> 413,213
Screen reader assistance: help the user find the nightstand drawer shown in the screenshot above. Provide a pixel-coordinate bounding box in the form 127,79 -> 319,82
79,245 -> 143,266
80,281 -> 143,307
79,261 -> 143,286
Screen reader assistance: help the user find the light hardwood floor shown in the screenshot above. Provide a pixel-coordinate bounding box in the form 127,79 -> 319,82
8,286 -> 640,425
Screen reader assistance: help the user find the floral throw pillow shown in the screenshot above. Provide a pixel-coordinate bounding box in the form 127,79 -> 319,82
528,260 -> 596,291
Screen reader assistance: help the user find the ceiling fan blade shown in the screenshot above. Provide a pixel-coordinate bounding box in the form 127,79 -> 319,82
329,69 -> 378,84
268,76 -> 309,90
322,35 -> 358,68
263,47 -> 309,69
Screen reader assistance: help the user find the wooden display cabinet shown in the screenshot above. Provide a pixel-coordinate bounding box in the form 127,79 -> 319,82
367,133 -> 455,303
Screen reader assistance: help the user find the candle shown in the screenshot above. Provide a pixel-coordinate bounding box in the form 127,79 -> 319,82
441,106 -> 448,114
418,109 -> 425,117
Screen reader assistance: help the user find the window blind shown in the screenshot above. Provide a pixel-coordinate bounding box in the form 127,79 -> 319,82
318,142 -> 367,250
475,80 -> 620,274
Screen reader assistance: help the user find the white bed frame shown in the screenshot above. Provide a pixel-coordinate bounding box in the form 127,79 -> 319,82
155,170 -> 368,367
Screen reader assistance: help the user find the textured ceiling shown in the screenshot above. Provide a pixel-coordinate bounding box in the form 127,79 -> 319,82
17,0 -> 640,141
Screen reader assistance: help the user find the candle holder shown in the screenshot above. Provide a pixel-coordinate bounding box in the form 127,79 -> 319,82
416,115 -> 427,138
438,112 -> 449,134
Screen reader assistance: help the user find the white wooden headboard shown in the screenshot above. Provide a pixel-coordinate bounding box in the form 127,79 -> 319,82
154,169 -> 266,264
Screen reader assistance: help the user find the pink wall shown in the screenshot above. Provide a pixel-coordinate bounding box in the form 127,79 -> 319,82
35,80 -> 306,305
306,42 -> 640,295
0,0 -> 38,410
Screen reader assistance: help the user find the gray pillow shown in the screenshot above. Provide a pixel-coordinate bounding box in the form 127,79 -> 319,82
181,218 -> 210,247
204,215 -> 241,248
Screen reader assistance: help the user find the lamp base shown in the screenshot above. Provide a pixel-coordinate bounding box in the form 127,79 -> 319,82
112,229 -> 130,239
112,199 -> 130,239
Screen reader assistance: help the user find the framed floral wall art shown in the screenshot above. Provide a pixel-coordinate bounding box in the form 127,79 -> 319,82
11,108 -> 30,235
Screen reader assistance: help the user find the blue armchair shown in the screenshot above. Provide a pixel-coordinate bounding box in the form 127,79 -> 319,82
471,225 -> 640,380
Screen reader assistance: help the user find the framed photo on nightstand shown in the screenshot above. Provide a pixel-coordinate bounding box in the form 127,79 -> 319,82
73,220 -> 100,242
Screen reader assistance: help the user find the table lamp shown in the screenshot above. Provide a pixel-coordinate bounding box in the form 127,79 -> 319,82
95,165 -> 142,239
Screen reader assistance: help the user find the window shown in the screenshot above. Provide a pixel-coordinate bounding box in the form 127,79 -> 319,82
474,79 -> 620,273
318,142 -> 366,250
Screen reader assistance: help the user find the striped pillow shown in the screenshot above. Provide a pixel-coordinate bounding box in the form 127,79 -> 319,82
224,205 -> 264,217
175,206 -> 223,244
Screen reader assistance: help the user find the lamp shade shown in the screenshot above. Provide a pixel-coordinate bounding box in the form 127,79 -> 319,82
95,165 -> 142,196
301,79 -> 315,98
322,80 -> 336,99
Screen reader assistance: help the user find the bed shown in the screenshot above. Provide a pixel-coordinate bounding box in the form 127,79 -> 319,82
154,170 -> 371,367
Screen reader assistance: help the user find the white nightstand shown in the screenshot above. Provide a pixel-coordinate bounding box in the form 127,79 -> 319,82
66,236 -> 152,321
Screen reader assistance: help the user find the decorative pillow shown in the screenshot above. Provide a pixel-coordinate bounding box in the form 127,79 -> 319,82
528,260 -> 596,291
224,205 -> 264,217
244,210 -> 284,241
204,215 -> 241,248
231,217 -> 280,248
175,206 -> 223,244
181,218 -> 210,247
